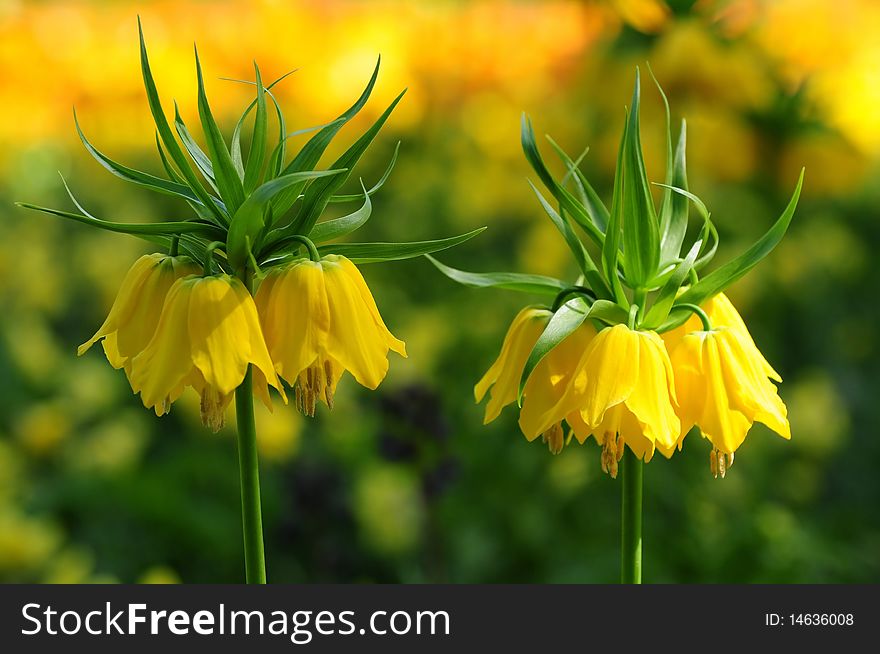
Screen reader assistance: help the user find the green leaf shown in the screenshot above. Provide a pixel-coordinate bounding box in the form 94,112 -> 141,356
660,120 -> 689,264
243,62 -> 268,193
621,68 -> 660,287
528,181 -> 611,299
173,103 -> 219,193
642,239 -> 700,329
272,57 -> 383,217
311,228 -> 486,264
194,46 -> 245,212
137,18 -> 226,224
425,255 -> 567,295
308,180 -> 372,243
521,114 -> 605,247
602,108 -> 628,304
17,202 -> 222,238
544,135 -> 609,231
221,69 -> 298,180
226,169 -> 347,269
668,169 -> 805,325
290,89 -> 406,237
517,299 -> 628,401
328,141 -> 400,203
73,109 -> 201,204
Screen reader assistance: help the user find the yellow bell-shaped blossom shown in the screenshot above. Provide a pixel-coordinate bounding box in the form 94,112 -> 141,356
668,327 -> 790,477
255,255 -> 406,416
663,292 -> 781,382
78,253 -> 201,372
517,322 -> 597,454
474,307 -> 551,425
128,274 -> 285,430
544,324 -> 680,474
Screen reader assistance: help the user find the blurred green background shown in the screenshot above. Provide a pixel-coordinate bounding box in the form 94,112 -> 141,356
1,0 -> 878,583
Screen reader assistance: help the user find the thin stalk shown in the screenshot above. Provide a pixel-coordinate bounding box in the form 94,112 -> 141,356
235,268 -> 267,584
620,448 -> 643,584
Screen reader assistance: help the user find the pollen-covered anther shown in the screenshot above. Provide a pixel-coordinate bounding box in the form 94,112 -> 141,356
541,422 -> 565,455
200,388 -> 226,433
601,432 -> 623,478
710,448 -> 734,479
296,360 -> 332,417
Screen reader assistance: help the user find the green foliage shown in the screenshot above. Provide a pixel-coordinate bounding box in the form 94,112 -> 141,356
18,23 -> 479,277
437,70 -> 804,393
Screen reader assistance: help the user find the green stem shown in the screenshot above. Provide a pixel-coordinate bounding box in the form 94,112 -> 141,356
234,268 -> 267,584
620,448 -> 643,584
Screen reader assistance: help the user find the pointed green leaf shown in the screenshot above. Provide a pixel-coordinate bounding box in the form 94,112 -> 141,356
622,69 -> 660,287
642,239 -> 701,329
272,57 -> 383,217
226,169 -> 347,269
602,108 -> 628,304
17,202 -> 222,238
194,46 -> 245,213
328,141 -> 399,203
425,255 -> 567,295
544,135 -> 609,231
666,169 -> 805,327
310,228 -> 486,264
74,109 -> 201,204
660,120 -> 689,264
137,18 -> 226,224
243,62 -> 268,193
521,114 -> 605,247
290,89 -> 406,236
308,180 -> 372,243
528,181 -> 611,299
173,103 -> 219,195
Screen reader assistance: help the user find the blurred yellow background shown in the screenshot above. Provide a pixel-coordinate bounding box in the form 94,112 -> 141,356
1,0 -> 878,583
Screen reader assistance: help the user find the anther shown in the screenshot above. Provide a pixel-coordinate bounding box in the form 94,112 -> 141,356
601,432 -> 621,478
541,423 -> 565,455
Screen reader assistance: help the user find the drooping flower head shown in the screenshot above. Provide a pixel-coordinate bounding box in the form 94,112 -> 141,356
666,295 -> 790,477
255,254 -> 406,416
78,253 -> 201,373
476,307 -> 597,454
540,324 -> 680,476
128,274 -> 285,430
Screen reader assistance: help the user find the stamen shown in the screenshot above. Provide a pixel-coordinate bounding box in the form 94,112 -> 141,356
324,360 -> 335,409
541,423 -> 565,455
710,448 -> 732,479
601,432 -> 622,478
200,388 -> 225,432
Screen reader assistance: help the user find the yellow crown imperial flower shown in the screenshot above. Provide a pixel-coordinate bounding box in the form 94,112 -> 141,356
669,326 -> 790,478
128,274 -> 285,430
475,306 -> 598,455
474,307 -> 551,425
544,324 -> 680,475
77,253 -> 201,372
517,321 -> 597,454
255,254 -> 406,417
663,292 -> 781,382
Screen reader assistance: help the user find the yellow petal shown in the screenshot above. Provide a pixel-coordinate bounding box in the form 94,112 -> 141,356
475,307 -> 550,424
716,329 -> 790,441
699,334 -> 753,453
331,255 -> 406,357
321,258 -> 402,390
256,261 -> 330,384
188,276 -> 283,399
518,322 -> 596,439
706,293 -> 782,382
579,324 -> 640,427
128,277 -> 198,414
624,331 -> 680,450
